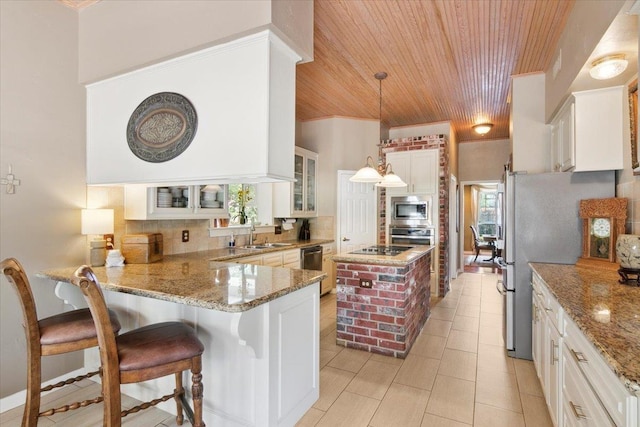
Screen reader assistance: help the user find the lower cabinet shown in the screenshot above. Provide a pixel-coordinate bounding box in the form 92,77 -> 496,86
532,270 -> 637,427
321,243 -> 335,295
236,249 -> 300,268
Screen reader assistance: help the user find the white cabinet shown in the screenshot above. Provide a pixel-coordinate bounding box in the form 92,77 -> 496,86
532,273 -> 562,426
236,248 -> 300,268
124,184 -> 227,220
321,243 -> 335,295
386,149 -> 438,195
550,86 -> 625,172
532,270 -> 637,427
274,147 -> 318,218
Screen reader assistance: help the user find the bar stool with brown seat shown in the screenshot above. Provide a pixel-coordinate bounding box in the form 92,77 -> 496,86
1,257 -> 122,426
72,265 -> 206,427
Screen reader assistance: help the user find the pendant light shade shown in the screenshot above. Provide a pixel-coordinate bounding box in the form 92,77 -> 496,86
375,163 -> 407,187
351,72 -> 406,188
350,156 -> 383,183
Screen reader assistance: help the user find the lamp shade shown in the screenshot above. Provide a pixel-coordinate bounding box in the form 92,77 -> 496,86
81,209 -> 114,235
349,156 -> 383,183
375,172 -> 407,188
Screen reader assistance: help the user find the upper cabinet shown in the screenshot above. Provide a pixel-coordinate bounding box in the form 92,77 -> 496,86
386,150 -> 438,195
124,185 -> 228,220
86,31 -> 301,186
550,86 -> 625,172
273,147 -> 318,218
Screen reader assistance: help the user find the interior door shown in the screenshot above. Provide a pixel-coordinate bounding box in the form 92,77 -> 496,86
337,170 -> 377,254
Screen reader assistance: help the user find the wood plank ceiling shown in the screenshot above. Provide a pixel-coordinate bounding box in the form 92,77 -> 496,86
296,0 -> 575,142
59,0 -> 575,143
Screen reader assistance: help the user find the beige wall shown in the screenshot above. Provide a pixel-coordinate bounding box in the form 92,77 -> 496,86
298,117 -> 379,218
0,0 -> 87,397
458,139 -> 510,182
79,0 -> 313,83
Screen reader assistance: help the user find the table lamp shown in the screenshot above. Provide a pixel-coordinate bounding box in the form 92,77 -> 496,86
81,208 -> 114,267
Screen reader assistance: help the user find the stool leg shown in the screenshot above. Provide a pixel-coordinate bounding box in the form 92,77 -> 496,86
191,356 -> 205,427
174,372 -> 184,425
24,350 -> 41,427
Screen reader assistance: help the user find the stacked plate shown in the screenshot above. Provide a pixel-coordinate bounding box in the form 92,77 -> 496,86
157,188 -> 172,207
201,199 -> 222,208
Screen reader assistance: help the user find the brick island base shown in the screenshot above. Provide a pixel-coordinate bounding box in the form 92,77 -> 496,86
335,251 -> 431,358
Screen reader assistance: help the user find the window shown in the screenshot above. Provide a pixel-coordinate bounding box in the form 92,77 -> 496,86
228,184 -> 258,225
477,190 -> 498,236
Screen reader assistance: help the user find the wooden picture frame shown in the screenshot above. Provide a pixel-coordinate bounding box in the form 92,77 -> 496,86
630,79 -> 638,173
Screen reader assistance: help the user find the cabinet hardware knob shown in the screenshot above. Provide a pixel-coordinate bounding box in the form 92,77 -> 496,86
342,237 -> 350,241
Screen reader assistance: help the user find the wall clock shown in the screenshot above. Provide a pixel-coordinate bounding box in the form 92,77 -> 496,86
576,197 -> 627,270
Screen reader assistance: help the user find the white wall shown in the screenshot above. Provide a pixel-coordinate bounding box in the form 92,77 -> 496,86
511,73 -> 550,173
78,0 -> 313,83
297,117 -> 379,217
545,0 -> 627,120
0,1 -> 87,398
458,139 -> 511,182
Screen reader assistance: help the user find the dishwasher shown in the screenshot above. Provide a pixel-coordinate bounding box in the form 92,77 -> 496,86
300,245 -> 325,293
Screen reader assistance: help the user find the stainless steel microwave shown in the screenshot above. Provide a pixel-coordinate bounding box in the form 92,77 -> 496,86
390,195 -> 431,225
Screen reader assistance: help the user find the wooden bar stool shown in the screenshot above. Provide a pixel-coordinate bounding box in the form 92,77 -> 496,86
72,266 -> 206,427
1,257 -> 122,426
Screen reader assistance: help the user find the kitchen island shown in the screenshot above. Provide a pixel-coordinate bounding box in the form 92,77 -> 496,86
332,245 -> 434,358
38,249 -> 326,427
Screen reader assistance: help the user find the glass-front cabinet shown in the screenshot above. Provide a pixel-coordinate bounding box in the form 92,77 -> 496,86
124,184 -> 228,220
274,147 -> 318,218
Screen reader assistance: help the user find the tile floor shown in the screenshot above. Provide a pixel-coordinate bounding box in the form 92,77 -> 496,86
0,271 -> 553,427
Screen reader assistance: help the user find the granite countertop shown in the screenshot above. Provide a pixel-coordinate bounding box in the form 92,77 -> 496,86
332,245 -> 434,266
206,238 -> 334,261
529,262 -> 640,392
38,243 -> 330,313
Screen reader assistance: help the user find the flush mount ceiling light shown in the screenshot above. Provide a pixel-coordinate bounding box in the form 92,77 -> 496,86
473,123 -> 493,135
589,54 -> 628,80
350,72 -> 406,188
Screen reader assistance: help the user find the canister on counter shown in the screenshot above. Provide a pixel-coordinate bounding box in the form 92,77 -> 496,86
121,233 -> 163,263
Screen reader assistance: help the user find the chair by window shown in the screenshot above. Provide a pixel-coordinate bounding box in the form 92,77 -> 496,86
1,257 -> 121,426
470,225 -> 495,262
72,265 -> 206,427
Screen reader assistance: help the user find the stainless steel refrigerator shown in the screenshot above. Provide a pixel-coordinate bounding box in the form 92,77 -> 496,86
499,170 -> 615,360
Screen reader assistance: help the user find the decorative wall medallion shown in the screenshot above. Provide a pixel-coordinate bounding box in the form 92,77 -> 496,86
126,92 -> 197,163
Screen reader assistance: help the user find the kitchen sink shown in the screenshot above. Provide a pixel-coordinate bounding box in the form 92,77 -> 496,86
241,243 -> 293,249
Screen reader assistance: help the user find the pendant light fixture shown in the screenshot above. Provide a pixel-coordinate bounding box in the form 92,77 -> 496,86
351,72 -> 406,188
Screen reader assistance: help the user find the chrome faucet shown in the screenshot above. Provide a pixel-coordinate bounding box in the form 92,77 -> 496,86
249,222 -> 256,245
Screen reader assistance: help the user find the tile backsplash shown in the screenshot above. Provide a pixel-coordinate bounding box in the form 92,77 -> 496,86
616,179 -> 640,234
87,186 -> 335,256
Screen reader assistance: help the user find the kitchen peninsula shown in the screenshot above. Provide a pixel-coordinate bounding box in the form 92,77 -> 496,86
38,248 -> 327,427
332,245 -> 434,358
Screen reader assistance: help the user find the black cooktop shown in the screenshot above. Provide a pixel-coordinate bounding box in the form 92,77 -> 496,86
350,245 -> 413,256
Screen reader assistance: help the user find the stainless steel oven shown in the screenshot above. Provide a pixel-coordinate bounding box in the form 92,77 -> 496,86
389,226 -> 434,246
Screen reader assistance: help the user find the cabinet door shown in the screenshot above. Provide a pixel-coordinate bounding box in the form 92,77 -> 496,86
548,323 -> 562,426
305,155 -> 317,213
125,185 -> 227,220
559,103 -> 575,172
385,152 -> 410,195
411,150 -> 438,194
236,255 -> 263,265
262,252 -> 283,267
293,153 -> 304,212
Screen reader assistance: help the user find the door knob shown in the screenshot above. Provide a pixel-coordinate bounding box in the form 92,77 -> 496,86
342,237 -> 350,241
